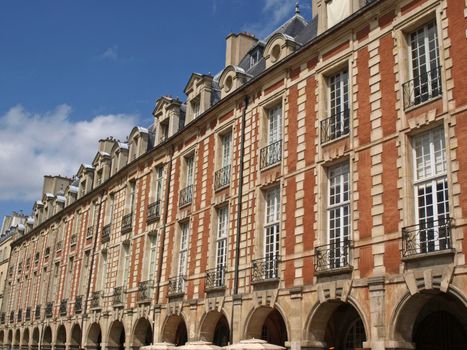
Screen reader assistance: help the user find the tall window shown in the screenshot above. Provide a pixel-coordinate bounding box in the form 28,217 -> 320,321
327,162 -> 350,268
108,194 -> 114,224
412,127 -> 449,252
221,133 -> 232,168
66,257 -> 74,297
122,246 -> 130,287
406,20 -> 441,107
155,166 -> 164,201
99,252 -> 107,290
50,263 -> 59,301
148,236 -> 157,279
185,156 -> 194,186
323,69 -> 349,143
215,206 -> 228,286
192,98 -> 200,118
264,187 -> 280,278
176,222 -> 189,292
79,251 -> 90,295
129,181 -> 136,213
160,122 -> 169,142
268,105 -> 282,145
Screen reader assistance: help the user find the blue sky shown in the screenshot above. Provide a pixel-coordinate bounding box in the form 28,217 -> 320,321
0,0 -> 311,221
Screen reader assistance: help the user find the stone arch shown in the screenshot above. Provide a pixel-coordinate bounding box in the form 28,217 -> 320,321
31,328 -> 39,350
161,314 -> 188,346
244,306 -> 289,346
132,318 -> 153,347
305,299 -> 368,350
7,329 -> 13,347
14,329 -> 20,348
107,320 -> 126,350
56,324 -> 67,350
391,290 -> 467,349
42,326 -> 52,350
70,324 -> 82,350
21,328 -> 29,350
86,322 -> 102,350
199,310 -> 230,346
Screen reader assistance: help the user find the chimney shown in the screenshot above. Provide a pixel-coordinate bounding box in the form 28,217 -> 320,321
225,32 -> 258,67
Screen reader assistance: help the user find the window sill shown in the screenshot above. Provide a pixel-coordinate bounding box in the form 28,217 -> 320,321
404,95 -> 442,113
315,265 -> 353,277
251,277 -> 280,288
402,248 -> 455,263
320,133 -> 349,147
260,161 -> 281,172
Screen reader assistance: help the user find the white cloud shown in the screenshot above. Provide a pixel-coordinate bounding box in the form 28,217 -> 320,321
0,104 -> 138,202
101,46 -> 118,61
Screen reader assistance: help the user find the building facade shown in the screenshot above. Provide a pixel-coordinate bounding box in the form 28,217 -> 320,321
1,0 -> 467,349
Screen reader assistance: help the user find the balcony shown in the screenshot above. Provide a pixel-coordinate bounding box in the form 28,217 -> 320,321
70,234 -> 78,246
147,201 -> 161,223
102,224 -> 111,243
314,240 -> 352,274
121,214 -> 132,234
74,295 -> 83,314
320,109 -> 350,144
214,165 -> 231,190
179,185 -> 193,207
25,307 -> 31,321
251,256 -> 280,283
45,302 -> 53,318
403,66 -> 442,109
402,217 -> 452,258
17,309 -> 22,322
137,280 -> 153,303
168,275 -> 186,297
91,291 -> 101,309
56,241 -> 62,252
9,311 -> 14,323
205,265 -> 226,291
86,226 -> 94,239
0,313 -> 4,324
35,305 -> 41,320
113,286 -> 124,306
260,140 -> 282,169
59,299 -> 68,316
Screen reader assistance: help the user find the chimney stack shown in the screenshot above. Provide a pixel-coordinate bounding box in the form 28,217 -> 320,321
225,32 -> 258,67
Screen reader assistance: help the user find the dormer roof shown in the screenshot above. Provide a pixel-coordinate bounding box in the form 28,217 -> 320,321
183,73 -> 213,95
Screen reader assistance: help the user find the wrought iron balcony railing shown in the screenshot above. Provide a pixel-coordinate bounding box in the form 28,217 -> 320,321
113,286 -> 124,306
137,280 -> 153,302
25,307 -> 31,321
168,275 -> 186,296
9,311 -> 14,323
251,255 -> 280,282
179,185 -> 193,207
56,241 -> 62,252
205,265 -> 226,290
321,109 -> 350,144
74,295 -> 83,314
402,217 -> 452,257
214,165 -> 231,190
86,226 -> 94,239
147,201 -> 161,223
102,224 -> 111,243
403,66 -> 442,109
121,214 -> 132,234
35,305 -> 41,320
314,239 -> 352,273
17,309 -> 22,322
91,291 -> 101,309
59,299 -> 67,316
260,140 -> 282,169
0,312 -> 4,324
45,302 -> 53,318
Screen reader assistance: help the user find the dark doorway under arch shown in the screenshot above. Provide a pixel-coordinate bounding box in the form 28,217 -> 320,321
261,309 -> 288,346
31,328 -> 39,350
87,323 -> 102,350
162,315 -> 187,346
133,318 -> 153,347
70,324 -> 82,350
213,315 -> 230,347
42,327 -> 52,350
108,321 -> 125,350
56,325 -> 66,350
21,328 -> 29,350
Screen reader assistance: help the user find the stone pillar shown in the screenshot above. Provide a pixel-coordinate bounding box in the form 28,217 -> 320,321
285,287 -> 304,350
364,276 -> 385,350
230,295 -> 243,344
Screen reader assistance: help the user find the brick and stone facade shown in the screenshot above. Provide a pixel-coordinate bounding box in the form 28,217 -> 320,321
1,1 -> 466,350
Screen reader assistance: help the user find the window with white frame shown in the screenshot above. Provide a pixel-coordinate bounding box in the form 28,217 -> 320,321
404,20 -> 441,108
129,181 -> 136,213
327,162 -> 350,268
122,245 -> 130,287
268,105 -> 282,145
322,69 -> 349,143
412,127 -> 449,253
148,236 -> 157,279
264,186 -> 280,278
108,194 -> 114,224
155,165 -> 164,201
185,156 -> 194,186
221,132 -> 232,168
215,206 -> 228,286
79,251 -> 90,295
66,257 -> 74,297
215,132 -> 233,190
176,222 -> 189,292
99,252 -> 107,290
192,98 -> 201,118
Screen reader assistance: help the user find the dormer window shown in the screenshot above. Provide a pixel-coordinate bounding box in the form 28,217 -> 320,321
160,122 -> 169,142
80,180 -> 86,197
191,97 -> 200,119
249,49 -> 261,68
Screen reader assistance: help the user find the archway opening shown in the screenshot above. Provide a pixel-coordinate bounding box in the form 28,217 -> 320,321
395,292 -> 467,350
8,330 -> 13,349
87,323 -> 102,350
0,330 -> 4,349
307,301 -> 366,350
199,311 -> 230,346
108,321 -> 125,350
162,315 -> 187,346
31,328 -> 39,350
246,307 -> 288,346
21,328 -> 29,350
70,324 -> 82,350
42,327 -> 52,350
56,325 -> 66,350
132,318 -> 153,347
14,330 -> 20,348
